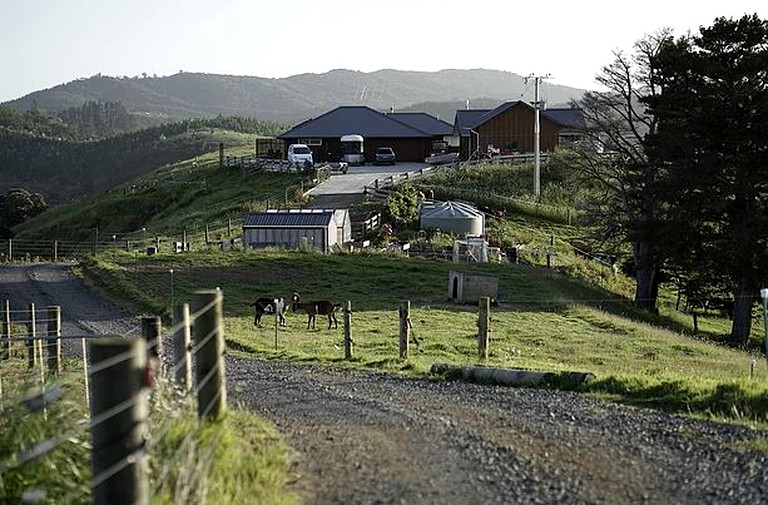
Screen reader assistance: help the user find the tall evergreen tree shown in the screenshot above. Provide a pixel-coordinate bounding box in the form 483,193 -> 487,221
646,14 -> 768,345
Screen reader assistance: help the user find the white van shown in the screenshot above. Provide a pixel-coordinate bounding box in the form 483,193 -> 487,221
287,144 -> 314,168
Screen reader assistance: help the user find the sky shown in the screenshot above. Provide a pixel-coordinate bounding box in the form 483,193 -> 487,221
1,0 -> 766,103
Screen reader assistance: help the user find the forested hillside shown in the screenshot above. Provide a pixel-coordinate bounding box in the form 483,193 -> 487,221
0,105 -> 283,203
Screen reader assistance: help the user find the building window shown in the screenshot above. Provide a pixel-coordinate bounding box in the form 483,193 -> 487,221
299,138 -> 323,146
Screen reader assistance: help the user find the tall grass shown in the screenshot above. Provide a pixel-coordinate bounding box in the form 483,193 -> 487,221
0,342 -> 297,504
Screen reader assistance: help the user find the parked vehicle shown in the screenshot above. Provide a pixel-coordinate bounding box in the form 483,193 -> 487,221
287,144 -> 314,168
374,147 -> 396,165
425,151 -> 459,165
340,134 -> 365,165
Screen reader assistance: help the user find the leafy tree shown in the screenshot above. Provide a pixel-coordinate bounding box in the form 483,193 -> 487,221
645,14 -> 768,345
568,32 -> 671,312
0,188 -> 47,238
385,182 -> 421,227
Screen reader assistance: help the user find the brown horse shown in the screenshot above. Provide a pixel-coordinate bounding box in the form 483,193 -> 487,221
290,293 -> 341,330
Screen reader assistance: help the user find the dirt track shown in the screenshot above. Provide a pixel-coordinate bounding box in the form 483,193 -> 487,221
3,263 -> 768,504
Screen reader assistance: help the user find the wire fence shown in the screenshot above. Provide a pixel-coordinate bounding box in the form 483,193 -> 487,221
0,290 -> 226,504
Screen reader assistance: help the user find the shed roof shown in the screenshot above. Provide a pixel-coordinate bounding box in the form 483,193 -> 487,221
278,106 -> 433,139
244,209 -> 335,228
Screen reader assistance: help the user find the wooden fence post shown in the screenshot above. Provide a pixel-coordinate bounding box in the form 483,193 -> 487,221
89,338 -> 148,505
2,299 -> 10,359
141,316 -> 163,371
344,301 -> 352,360
478,297 -> 490,360
547,234 -> 554,269
399,301 -> 411,359
46,306 -> 61,375
172,304 -> 192,391
227,218 -> 232,237
192,290 -> 226,419
53,240 -> 58,263
204,223 -> 210,244
7,238 -> 12,261
27,303 -> 36,369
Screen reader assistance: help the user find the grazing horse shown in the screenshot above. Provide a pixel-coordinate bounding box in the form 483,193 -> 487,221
290,293 -> 341,330
250,297 -> 287,328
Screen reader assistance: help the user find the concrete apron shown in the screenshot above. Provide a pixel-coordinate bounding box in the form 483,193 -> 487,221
430,363 -> 595,388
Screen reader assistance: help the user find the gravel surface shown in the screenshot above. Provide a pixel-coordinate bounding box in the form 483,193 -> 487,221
4,263 -> 768,504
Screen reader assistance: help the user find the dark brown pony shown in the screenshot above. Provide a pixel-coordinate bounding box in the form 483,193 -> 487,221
290,293 -> 341,330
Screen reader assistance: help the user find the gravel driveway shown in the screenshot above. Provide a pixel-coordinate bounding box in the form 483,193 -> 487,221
3,263 -> 767,504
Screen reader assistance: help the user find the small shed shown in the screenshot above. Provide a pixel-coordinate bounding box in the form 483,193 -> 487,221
420,201 -> 485,237
448,270 -> 498,304
243,209 -> 351,252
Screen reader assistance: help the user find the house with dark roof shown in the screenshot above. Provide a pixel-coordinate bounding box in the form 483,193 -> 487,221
242,209 -> 351,253
278,106 -> 453,163
454,101 -> 584,159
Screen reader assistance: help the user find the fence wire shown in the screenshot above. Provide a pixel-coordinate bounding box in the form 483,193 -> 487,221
1,291 -> 226,504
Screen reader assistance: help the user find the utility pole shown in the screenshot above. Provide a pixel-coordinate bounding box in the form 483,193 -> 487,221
525,74 -> 551,199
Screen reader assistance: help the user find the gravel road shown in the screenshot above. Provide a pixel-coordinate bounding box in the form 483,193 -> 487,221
3,263 -> 768,504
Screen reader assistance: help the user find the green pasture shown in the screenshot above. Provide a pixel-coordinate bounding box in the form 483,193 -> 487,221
82,248 -> 768,428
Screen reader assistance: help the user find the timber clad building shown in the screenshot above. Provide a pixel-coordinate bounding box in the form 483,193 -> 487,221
455,101 -> 584,159
278,102 -> 584,163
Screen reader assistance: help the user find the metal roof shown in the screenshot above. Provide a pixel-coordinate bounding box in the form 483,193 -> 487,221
386,112 -> 453,135
243,209 -> 334,228
542,108 -> 585,129
454,109 -> 490,135
455,101 -> 584,135
278,106 -> 432,139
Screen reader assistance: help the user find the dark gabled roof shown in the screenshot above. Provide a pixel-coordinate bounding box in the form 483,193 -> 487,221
479,101 -> 530,125
278,106 -> 432,139
454,109 -> 490,135
243,209 -> 334,228
542,108 -> 585,129
455,101 -> 584,134
386,112 -> 453,136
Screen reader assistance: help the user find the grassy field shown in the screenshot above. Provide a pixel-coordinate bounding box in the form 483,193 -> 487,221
81,248 -> 768,429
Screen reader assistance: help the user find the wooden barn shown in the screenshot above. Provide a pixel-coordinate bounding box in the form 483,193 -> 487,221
243,209 -> 351,253
277,106 -> 453,163
454,101 -> 584,159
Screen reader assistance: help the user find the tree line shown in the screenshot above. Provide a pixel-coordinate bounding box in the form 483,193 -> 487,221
570,14 -> 768,346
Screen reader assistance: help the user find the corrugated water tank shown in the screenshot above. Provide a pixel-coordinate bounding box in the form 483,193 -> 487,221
420,201 -> 485,236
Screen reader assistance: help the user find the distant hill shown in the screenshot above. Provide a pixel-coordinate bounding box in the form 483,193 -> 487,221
3,69 -> 586,125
